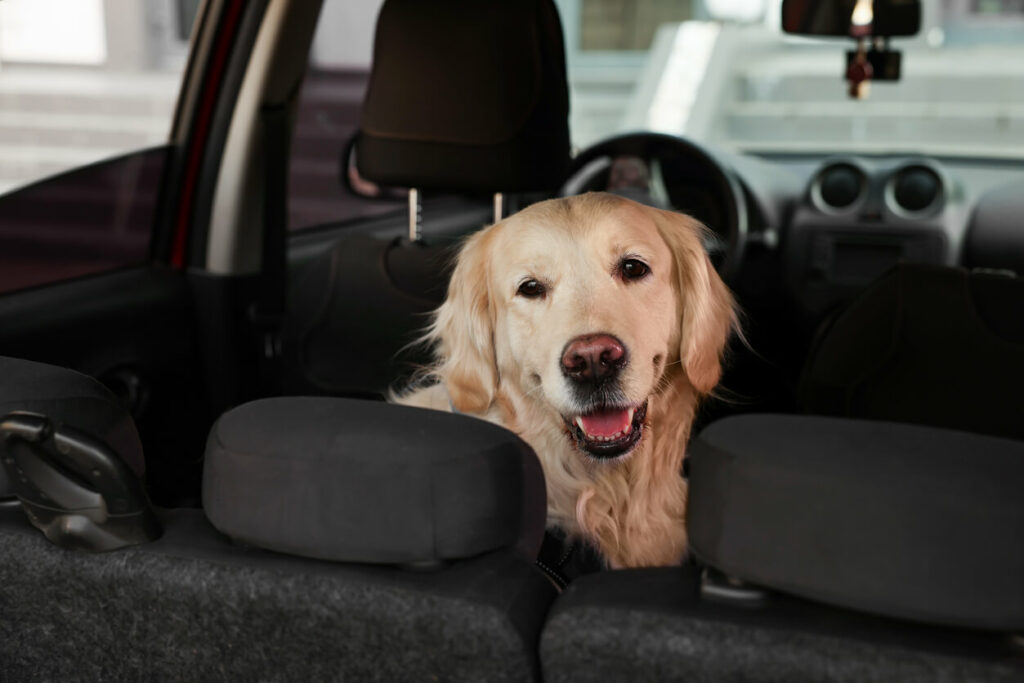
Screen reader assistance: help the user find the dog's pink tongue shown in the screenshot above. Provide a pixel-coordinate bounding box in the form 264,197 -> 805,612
579,408 -> 631,437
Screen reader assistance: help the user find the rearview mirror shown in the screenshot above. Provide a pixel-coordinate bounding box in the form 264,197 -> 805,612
781,0 -> 922,38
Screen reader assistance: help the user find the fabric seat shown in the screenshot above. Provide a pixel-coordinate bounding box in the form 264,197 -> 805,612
685,413 -> 1024,631
800,263 -> 1024,440
282,234 -> 458,396
355,0 -> 570,194
0,356 -> 555,680
0,504 -> 554,682
203,396 -> 547,564
281,0 -> 571,396
540,565 -> 1024,683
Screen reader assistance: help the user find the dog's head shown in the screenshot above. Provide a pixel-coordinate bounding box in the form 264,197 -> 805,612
428,192 -> 736,461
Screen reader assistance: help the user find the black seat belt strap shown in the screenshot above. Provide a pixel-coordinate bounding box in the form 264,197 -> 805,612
249,102 -> 289,395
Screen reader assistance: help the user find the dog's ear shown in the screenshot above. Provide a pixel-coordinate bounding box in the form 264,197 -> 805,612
655,210 -> 738,394
428,228 -> 499,413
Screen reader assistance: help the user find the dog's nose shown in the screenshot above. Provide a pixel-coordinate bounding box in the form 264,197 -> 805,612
561,334 -> 627,383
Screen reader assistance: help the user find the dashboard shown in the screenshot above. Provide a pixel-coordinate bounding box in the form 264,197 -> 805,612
731,152 -> 1024,317
560,133 -> 1024,321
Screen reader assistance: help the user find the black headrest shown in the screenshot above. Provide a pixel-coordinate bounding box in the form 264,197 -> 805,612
203,397 -> 546,565
355,0 -> 571,193
688,414 -> 1024,631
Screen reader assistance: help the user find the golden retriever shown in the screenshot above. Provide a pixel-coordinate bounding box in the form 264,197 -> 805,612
396,192 -> 737,568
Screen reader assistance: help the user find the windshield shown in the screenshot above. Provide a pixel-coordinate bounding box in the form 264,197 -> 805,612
561,0 -> 1024,159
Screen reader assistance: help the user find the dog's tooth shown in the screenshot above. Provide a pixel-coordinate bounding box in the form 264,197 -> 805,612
575,416 -> 586,433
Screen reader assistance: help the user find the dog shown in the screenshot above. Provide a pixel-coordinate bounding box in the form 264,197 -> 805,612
396,192 -> 737,568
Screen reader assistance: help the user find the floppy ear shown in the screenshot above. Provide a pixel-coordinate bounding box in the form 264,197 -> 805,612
655,210 -> 738,395
428,228 -> 499,413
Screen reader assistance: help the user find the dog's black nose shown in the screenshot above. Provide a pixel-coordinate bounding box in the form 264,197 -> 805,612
561,334 -> 627,383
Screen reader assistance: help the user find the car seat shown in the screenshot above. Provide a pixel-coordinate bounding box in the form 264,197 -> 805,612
0,355 -> 555,680
799,263 -> 1024,440
281,0 -> 571,397
538,412 -> 1024,681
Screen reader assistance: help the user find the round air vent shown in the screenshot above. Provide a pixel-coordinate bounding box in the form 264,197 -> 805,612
812,162 -> 867,213
890,165 -> 942,215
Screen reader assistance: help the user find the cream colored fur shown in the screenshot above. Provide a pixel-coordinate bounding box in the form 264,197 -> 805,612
395,192 -> 737,568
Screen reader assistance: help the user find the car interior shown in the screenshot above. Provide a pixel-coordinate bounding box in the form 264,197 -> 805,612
1,0 -> 1023,680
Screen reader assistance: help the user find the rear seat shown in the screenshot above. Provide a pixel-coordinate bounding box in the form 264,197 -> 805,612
0,357 -> 555,681
0,504 -> 552,682
541,565 -> 1024,683
540,413 -> 1024,682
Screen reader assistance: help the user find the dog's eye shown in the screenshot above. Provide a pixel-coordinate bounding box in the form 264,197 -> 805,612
517,279 -> 546,298
620,258 -> 650,281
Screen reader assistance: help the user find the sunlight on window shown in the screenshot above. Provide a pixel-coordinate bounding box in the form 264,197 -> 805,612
646,22 -> 720,134
0,0 -> 107,65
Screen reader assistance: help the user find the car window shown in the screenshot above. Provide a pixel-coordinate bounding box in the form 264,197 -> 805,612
288,0 -> 407,231
591,0 -> 1024,159
556,0 -> 698,149
291,0 -> 1024,233
0,0 -> 196,294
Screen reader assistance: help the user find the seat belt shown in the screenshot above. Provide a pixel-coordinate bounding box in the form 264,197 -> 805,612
249,102 -> 289,396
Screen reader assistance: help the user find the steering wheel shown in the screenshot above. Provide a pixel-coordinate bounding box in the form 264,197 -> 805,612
559,132 -> 748,283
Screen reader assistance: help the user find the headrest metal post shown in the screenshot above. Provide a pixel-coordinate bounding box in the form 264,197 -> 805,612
408,188 -> 422,242
493,192 -> 504,223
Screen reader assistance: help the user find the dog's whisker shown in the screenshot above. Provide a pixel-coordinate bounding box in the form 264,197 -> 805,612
521,382 -> 546,399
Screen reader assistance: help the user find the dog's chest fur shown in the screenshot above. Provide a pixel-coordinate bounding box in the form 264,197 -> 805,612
492,376 -> 695,569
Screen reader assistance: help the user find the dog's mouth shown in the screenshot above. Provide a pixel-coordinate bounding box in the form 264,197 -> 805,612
564,400 -> 648,459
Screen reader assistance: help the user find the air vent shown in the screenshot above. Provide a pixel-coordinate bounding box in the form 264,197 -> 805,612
889,165 -> 942,215
812,162 -> 867,213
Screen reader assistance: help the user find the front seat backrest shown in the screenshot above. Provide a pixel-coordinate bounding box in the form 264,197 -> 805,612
283,0 -> 572,397
800,264 -> 1024,440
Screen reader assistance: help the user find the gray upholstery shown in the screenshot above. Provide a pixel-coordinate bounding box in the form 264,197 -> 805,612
799,264 -> 1024,441
541,566 -> 1024,683
287,0 -> 571,396
687,414 -> 1024,630
0,505 -> 554,682
203,397 -> 546,564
